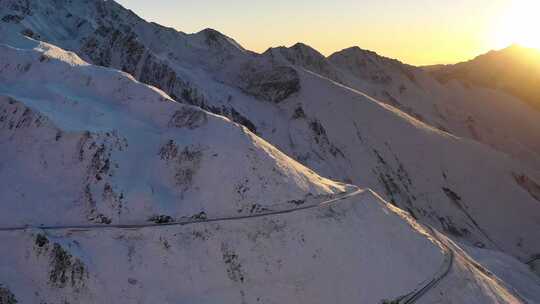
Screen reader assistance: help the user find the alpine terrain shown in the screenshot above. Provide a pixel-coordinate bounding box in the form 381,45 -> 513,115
0,1 -> 539,303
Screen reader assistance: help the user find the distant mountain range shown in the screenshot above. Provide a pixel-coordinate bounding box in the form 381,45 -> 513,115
428,44 -> 540,112
0,1 -> 539,303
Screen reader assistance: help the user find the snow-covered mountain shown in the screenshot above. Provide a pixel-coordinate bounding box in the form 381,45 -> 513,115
2,27 -> 537,304
3,0 -> 537,259
428,44 -> 540,112
1,0 -> 540,303
271,43 -> 540,171
0,31 -> 352,226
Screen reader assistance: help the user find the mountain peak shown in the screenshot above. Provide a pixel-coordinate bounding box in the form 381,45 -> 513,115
471,43 -> 540,64
192,28 -> 246,52
290,42 -> 322,53
337,46 -> 363,53
330,46 -> 391,62
506,43 -> 524,49
431,42 -> 540,111
198,27 -> 223,36
264,42 -> 326,63
497,43 -> 540,57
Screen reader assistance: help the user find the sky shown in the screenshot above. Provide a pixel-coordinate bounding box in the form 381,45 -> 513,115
115,0 -> 538,66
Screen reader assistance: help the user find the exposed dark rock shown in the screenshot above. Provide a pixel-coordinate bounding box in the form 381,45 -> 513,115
77,132 -> 92,162
80,24 -> 209,109
20,28 -> 37,38
81,27 -> 145,76
174,147 -> 203,192
248,204 -> 269,215
168,107 -> 208,129
55,130 -> 62,141
82,184 -> 97,222
101,183 -> 124,217
309,119 -> 345,158
158,140 -> 178,160
399,84 -> 407,94
234,179 -> 250,200
442,187 -> 497,247
0,285 -> 17,304
93,214 -> 112,225
35,233 -> 49,248
228,107 -> 257,133
221,243 -> 245,283
513,173 -> 540,203
309,120 -> 326,140
160,237 -> 171,250
288,199 -> 305,206
89,144 -> 111,181
437,216 -> 467,237
372,148 -> 417,211
149,215 -> 174,224
442,187 -> 462,206
237,203 -> 270,215
1,14 -> 23,23
140,57 -> 206,106
243,66 -> 300,103
190,212 -> 207,221
49,243 -> 88,289
158,141 -> 204,194
292,106 -> 306,119
6,0 -> 32,16
191,229 -> 211,241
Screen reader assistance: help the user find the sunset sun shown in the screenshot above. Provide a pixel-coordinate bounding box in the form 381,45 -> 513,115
495,0 -> 540,49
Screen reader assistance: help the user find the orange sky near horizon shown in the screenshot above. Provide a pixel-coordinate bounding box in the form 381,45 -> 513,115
116,0 -> 539,66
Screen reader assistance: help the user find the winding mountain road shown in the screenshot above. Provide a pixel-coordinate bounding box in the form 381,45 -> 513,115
0,188 -> 455,303
383,227 -> 454,304
0,189 -> 363,232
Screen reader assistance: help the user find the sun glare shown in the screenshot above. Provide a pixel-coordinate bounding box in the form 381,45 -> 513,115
494,0 -> 540,50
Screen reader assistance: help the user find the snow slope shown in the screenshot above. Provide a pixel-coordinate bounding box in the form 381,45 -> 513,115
278,43 -> 540,170
0,190 -> 525,304
464,244 -> 540,303
1,0 -> 539,262
334,46 -> 540,169
0,33 -> 351,227
279,65 -> 540,259
0,29 -> 531,304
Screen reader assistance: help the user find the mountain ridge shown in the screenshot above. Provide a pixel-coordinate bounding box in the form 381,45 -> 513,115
1,1 -> 540,302
428,44 -> 540,111
2,0 -> 539,260
1,28 -> 534,304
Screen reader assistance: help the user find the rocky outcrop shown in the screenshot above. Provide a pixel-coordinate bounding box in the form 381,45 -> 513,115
240,66 -> 300,103
0,285 -> 17,304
